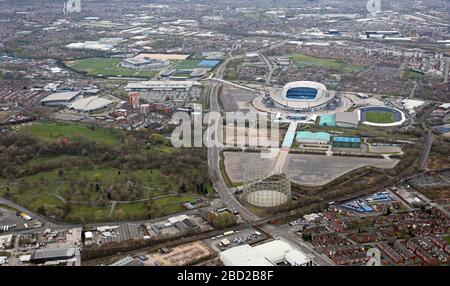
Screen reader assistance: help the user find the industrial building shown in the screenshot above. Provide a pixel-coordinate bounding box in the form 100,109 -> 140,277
219,240 -> 313,266
296,131 -> 331,145
40,91 -> 81,106
332,136 -> 361,148
30,247 -> 77,265
335,112 -> 359,128
125,80 -> 200,92
69,96 -> 113,112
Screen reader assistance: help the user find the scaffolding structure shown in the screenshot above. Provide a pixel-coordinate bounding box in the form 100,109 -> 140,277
243,168 -> 291,208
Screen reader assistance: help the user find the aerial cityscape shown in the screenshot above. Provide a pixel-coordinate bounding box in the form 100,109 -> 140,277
0,0 -> 449,269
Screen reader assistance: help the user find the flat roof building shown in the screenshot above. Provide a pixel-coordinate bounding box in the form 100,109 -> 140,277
335,112 -> 358,128
125,80 -> 199,92
40,91 -> 81,106
296,131 -> 331,145
319,114 -> 336,127
31,247 -> 75,264
332,136 -> 361,148
220,240 -> 313,266
120,57 -> 170,70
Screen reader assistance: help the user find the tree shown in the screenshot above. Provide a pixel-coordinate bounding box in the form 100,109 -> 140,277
302,233 -> 312,241
212,212 -> 237,229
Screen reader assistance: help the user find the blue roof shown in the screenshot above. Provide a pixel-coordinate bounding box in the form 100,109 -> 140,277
319,114 -> 336,126
197,60 -> 220,68
286,87 -> 318,100
333,136 -> 361,143
296,131 -> 331,142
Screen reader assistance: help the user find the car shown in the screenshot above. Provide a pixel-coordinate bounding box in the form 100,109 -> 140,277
138,255 -> 148,261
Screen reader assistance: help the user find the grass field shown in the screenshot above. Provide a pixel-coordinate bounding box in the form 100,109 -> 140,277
65,57 -> 157,78
403,70 -> 425,80
20,121 -> 118,145
289,54 -> 365,74
173,59 -> 200,69
365,112 -> 394,123
3,121 -> 210,223
0,167 -> 197,223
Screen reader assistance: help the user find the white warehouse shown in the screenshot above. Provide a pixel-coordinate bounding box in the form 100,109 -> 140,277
219,240 -> 313,266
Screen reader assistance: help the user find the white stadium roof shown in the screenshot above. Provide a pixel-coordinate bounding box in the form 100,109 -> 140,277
269,81 -> 335,110
69,96 -> 112,112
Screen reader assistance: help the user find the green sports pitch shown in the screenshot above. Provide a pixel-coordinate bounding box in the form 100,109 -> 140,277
365,112 -> 394,123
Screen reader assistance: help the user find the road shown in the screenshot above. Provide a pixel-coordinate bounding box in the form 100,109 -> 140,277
206,55 -> 334,265
206,55 -> 261,223
259,52 -> 274,86
444,57 -> 449,84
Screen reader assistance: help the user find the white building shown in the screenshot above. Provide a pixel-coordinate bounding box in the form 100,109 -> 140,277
120,57 -> 170,70
220,240 -> 313,266
125,80 -> 200,92
69,96 -> 113,112
40,91 -> 81,106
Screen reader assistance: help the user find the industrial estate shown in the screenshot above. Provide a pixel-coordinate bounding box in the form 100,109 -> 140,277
0,0 -> 449,269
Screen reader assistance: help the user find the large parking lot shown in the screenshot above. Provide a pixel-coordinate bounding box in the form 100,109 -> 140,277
0,205 -> 27,233
220,86 -> 259,112
287,154 -> 399,186
223,152 -> 399,186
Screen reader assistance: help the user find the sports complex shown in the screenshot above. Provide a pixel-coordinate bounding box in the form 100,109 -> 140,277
357,106 -> 406,127
268,81 -> 339,111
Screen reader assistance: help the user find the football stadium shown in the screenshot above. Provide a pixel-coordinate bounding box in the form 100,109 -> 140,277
268,81 -> 338,111
358,106 -> 406,127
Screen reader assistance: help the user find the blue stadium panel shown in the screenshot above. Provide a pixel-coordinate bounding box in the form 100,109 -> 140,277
332,136 -> 361,143
197,60 -> 220,68
286,87 -> 318,100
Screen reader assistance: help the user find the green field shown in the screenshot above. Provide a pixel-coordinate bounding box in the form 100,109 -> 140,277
365,112 -> 394,123
289,54 -> 365,74
0,167 -> 198,223
2,121 -> 211,223
173,59 -> 200,69
403,70 -> 425,80
65,57 -> 157,78
21,121 -> 118,145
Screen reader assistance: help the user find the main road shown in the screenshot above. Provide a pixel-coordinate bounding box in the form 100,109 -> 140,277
205,54 -> 334,265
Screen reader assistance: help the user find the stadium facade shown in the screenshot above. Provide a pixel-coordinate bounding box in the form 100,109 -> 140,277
268,81 -> 339,111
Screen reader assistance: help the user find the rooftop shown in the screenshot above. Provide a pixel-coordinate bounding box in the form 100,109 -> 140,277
40,91 -> 80,103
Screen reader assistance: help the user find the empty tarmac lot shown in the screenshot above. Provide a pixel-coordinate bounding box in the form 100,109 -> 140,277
223,152 -> 276,182
287,154 -> 399,186
223,152 -> 399,186
220,86 -> 259,112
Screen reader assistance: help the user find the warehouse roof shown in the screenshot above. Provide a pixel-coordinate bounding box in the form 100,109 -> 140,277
319,114 -> 336,126
335,112 -> 359,125
332,136 -> 361,143
219,245 -> 273,266
296,131 -> 331,142
40,91 -> 80,103
32,247 -> 75,261
125,80 -> 199,90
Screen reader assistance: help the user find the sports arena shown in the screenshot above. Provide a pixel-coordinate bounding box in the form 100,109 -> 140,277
358,106 -> 406,127
268,81 -> 338,111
